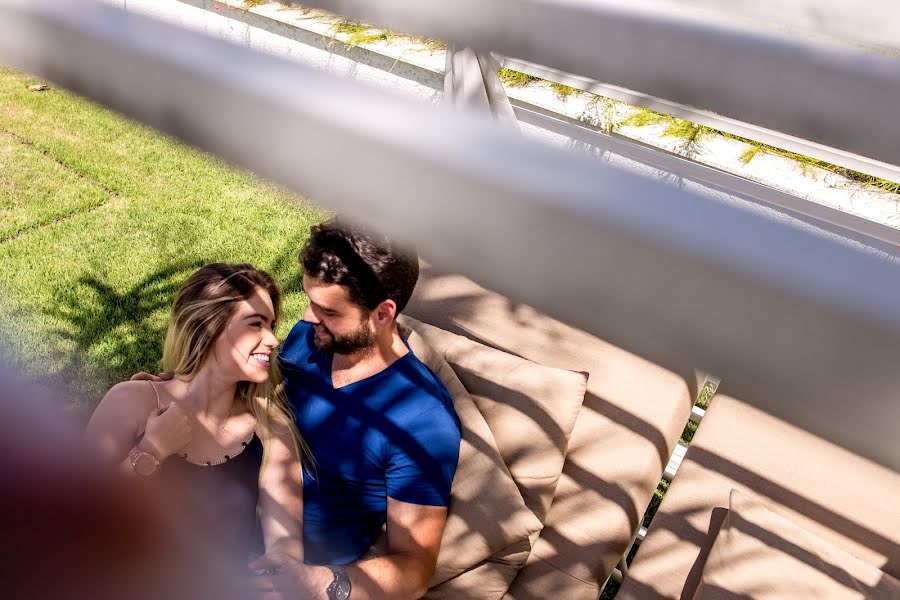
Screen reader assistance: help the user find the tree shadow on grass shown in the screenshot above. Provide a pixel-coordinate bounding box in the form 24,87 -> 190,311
33,230 -> 317,418
266,233 -> 306,298
44,259 -> 210,415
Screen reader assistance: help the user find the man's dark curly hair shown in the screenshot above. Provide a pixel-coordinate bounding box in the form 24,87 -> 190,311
301,218 -> 419,315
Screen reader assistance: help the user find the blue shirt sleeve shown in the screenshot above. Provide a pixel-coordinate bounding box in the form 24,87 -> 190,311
384,402 -> 461,506
278,320 -> 314,370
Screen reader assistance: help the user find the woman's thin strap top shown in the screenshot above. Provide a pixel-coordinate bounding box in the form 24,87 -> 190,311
148,380 -> 160,410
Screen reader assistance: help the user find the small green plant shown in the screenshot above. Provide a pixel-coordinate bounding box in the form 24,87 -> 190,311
729,137 -> 900,192
846,172 -> 900,194
619,108 -> 900,194
620,107 -> 669,128
663,118 -> 707,142
551,82 -> 578,100
330,18 -> 392,47
497,68 -> 538,88
739,145 -> 764,165
578,96 -> 624,134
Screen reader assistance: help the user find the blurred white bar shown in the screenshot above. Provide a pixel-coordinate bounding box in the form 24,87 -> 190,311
511,103 -> 900,252
597,0 -> 900,55
0,0 -> 899,471
280,0 -> 900,167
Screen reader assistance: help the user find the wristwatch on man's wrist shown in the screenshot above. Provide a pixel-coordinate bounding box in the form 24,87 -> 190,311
326,565 -> 351,600
128,445 -> 160,477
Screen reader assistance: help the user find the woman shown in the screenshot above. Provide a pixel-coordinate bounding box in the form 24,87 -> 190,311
86,263 -> 308,565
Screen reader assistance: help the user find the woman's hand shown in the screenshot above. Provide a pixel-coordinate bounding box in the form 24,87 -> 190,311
140,403 -> 192,460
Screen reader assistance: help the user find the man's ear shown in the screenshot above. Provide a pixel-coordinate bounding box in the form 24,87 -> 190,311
374,299 -> 397,325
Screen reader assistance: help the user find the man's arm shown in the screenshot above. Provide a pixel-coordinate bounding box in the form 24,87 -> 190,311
252,497 -> 447,600
344,497 -> 446,599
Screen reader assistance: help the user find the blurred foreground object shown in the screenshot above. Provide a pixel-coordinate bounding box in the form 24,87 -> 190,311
0,364 -> 253,600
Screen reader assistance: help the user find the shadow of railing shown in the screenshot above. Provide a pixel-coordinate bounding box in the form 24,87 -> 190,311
405,261 -> 697,593
621,443 -> 900,599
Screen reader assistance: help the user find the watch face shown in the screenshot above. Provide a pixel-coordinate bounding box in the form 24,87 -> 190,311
335,581 -> 351,600
134,452 -> 158,476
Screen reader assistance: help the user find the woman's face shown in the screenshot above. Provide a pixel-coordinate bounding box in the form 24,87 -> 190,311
211,286 -> 279,385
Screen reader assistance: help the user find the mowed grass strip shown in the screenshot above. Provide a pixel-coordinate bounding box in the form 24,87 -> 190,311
0,130 -> 113,242
0,66 -> 325,413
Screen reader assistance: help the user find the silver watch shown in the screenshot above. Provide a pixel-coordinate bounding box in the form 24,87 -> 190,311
326,565 -> 351,600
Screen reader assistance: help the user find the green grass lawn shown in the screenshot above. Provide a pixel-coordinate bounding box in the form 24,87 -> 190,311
0,66 -> 325,414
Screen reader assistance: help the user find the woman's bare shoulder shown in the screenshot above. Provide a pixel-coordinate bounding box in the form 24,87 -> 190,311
96,380 -> 158,416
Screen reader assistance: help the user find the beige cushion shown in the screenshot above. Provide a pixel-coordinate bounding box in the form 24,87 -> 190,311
400,315 -> 588,523
503,558 -> 602,600
619,395 -> 900,600
407,265 -> 695,596
397,323 -> 543,587
424,535 -> 536,599
694,489 -> 900,599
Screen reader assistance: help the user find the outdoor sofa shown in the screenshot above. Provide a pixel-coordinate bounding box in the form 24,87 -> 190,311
616,394 -> 900,599
394,263 -> 899,599
392,262 -> 696,599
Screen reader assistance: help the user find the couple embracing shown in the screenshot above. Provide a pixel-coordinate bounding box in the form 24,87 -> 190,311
86,219 -> 462,600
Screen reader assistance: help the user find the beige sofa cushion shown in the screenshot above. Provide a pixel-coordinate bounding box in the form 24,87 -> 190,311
407,266 -> 695,597
619,396 -> 900,600
694,489 -> 900,599
400,315 -> 588,522
425,535 -> 536,599
397,322 -> 543,587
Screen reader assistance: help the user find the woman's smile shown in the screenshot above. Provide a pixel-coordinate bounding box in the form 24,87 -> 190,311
250,352 -> 271,367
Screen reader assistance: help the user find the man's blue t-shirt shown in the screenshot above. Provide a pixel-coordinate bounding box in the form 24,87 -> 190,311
279,321 -> 462,565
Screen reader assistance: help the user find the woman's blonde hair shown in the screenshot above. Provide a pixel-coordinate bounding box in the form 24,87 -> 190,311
162,263 -> 311,468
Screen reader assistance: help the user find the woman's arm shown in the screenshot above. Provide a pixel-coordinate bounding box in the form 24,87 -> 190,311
85,381 -> 190,475
257,417 -> 304,560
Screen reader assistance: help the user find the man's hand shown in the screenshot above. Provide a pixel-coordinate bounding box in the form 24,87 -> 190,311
130,371 -> 174,382
249,554 -> 332,600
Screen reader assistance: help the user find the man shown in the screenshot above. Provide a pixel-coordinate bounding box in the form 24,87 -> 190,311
253,219 -> 462,600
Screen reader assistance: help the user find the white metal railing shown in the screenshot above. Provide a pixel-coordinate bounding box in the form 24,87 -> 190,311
0,0 -> 899,472
270,0 -> 900,167
157,0 -> 900,252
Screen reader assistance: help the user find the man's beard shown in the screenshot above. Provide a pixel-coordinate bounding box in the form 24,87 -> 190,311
313,321 -> 376,354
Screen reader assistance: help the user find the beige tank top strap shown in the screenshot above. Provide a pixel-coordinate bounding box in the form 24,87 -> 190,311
148,380 -> 160,410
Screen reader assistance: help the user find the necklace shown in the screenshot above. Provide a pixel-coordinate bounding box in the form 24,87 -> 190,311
176,384 -> 254,466
179,431 -> 256,467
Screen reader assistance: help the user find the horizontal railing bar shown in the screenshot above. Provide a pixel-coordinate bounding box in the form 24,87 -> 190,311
275,0 -> 900,168
502,56 -> 900,186
0,1 -> 898,471
510,104 -> 900,253
600,0 -> 900,56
